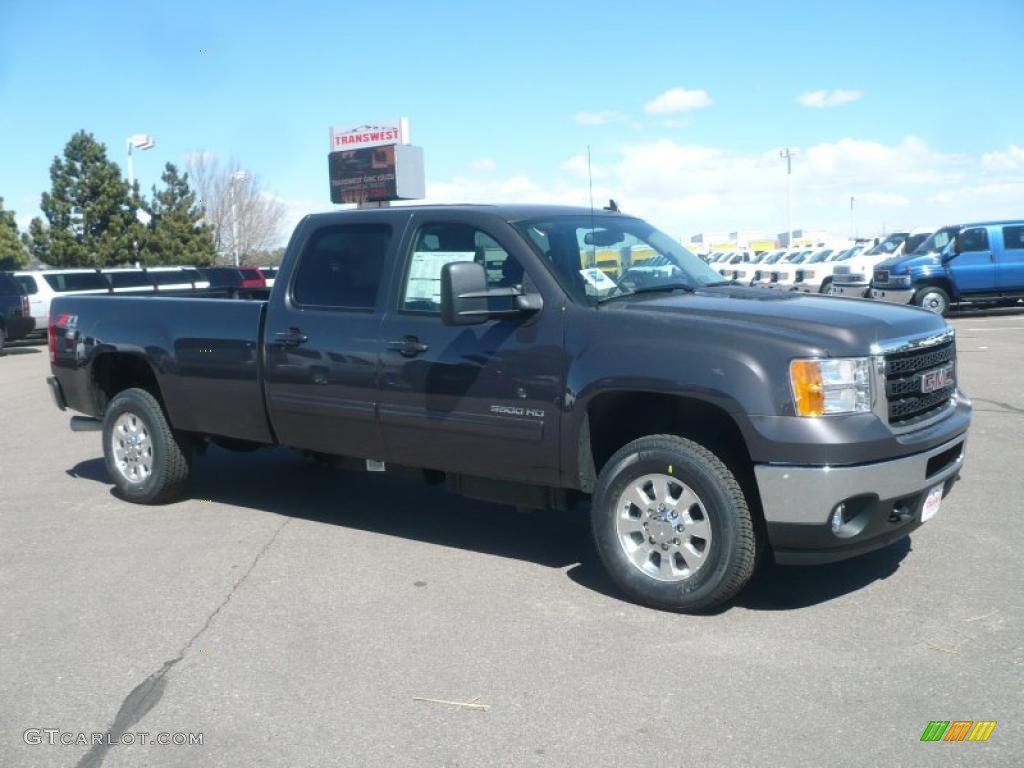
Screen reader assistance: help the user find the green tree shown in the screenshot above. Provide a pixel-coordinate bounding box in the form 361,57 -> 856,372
0,197 -> 29,269
142,163 -> 216,265
29,130 -> 144,267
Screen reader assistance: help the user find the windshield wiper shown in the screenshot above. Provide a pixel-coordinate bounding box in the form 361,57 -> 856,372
598,282 -> 697,303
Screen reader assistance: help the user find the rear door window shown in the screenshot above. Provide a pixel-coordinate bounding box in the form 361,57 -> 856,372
1002,225 -> 1024,250
107,271 -> 151,288
14,275 -> 38,294
292,223 -> 392,310
0,273 -> 24,294
44,272 -> 109,292
147,271 -> 188,286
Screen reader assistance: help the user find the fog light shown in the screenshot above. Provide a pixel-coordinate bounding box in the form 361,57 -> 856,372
831,504 -> 846,535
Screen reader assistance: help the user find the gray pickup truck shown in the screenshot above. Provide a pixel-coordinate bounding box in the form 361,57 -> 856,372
46,205 -> 971,611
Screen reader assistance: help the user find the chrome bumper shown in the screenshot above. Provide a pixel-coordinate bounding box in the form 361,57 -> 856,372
754,433 -> 967,525
871,287 -> 915,305
831,282 -> 870,298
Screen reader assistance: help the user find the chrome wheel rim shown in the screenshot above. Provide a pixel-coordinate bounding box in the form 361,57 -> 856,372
615,474 -> 713,582
111,412 -> 153,484
920,291 -> 947,314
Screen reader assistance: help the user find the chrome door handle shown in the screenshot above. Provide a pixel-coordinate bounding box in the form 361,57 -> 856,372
274,328 -> 308,347
387,336 -> 430,357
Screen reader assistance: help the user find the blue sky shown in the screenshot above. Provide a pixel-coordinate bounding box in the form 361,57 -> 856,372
1,0 -> 1022,242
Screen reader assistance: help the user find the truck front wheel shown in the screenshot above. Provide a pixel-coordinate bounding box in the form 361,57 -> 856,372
914,286 -> 951,316
591,435 -> 756,613
102,387 -> 192,504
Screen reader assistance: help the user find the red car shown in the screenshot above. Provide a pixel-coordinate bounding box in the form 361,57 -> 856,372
238,268 -> 266,289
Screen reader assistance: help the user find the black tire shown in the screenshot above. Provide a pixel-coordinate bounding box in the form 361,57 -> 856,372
591,435 -> 757,613
914,286 -> 951,316
819,277 -> 833,294
102,388 -> 191,503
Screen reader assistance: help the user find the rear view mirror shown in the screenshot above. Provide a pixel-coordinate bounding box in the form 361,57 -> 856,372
583,229 -> 625,247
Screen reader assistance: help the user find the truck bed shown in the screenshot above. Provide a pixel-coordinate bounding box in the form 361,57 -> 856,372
51,295 -> 275,445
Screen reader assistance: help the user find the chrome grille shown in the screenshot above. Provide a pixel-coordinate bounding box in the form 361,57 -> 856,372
884,340 -> 956,425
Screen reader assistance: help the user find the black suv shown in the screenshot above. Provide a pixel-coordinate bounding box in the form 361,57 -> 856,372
0,271 -> 34,354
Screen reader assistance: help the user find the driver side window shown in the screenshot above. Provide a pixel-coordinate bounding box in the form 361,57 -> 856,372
958,228 -> 989,253
399,223 -> 523,313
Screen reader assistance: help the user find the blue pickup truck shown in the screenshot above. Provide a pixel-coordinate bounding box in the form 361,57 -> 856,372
870,220 -> 1024,315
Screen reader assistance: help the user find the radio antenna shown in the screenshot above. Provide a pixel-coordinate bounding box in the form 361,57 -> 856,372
587,145 -> 596,267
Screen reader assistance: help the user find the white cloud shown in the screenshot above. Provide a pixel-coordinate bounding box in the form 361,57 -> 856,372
643,88 -> 712,115
470,158 -> 496,171
560,154 -> 608,180
981,145 -> 1024,175
798,89 -> 863,108
855,192 -> 910,207
574,110 -> 623,126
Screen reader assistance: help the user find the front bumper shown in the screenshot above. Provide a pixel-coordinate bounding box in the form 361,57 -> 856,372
871,287 -> 915,305
792,282 -> 821,293
831,282 -> 870,298
755,432 -> 967,565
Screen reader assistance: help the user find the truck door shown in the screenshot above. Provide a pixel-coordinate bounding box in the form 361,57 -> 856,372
997,224 -> 1024,292
376,214 -> 565,486
263,217 -> 401,459
948,226 -> 997,295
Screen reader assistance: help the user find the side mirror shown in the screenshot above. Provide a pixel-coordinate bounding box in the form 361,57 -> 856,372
440,261 -> 543,326
441,261 -> 488,326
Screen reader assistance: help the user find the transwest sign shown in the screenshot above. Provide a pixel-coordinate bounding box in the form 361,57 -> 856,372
329,118 -> 410,151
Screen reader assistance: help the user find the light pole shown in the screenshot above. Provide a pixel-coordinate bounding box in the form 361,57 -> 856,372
230,171 -> 250,266
126,134 -> 156,189
779,147 -> 799,247
849,196 -> 855,238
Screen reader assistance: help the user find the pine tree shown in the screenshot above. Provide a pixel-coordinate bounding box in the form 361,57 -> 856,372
29,130 -> 145,267
143,163 -> 216,265
0,197 -> 29,269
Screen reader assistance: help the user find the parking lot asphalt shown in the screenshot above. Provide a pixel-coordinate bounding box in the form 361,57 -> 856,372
1,311 -> 1022,768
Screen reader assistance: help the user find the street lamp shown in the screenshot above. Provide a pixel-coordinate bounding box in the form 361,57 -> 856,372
779,147 -> 799,248
230,170 -> 250,267
126,134 -> 156,189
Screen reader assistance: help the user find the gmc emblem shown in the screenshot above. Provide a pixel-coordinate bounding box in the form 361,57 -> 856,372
921,364 -> 954,394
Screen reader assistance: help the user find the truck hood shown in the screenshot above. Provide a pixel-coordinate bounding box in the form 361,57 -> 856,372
834,255 -> 883,275
602,285 -> 947,356
875,253 -> 943,274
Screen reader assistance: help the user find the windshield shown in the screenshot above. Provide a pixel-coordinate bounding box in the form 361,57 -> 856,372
863,233 -> 908,256
513,216 -> 724,304
911,226 -> 958,255
763,251 -> 787,264
808,249 -> 834,263
903,232 -> 932,254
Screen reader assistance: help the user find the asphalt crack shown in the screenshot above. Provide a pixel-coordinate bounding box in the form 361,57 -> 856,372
972,398 -> 1024,416
74,517 -> 291,768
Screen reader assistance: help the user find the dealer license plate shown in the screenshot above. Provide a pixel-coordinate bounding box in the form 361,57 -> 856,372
921,485 -> 943,523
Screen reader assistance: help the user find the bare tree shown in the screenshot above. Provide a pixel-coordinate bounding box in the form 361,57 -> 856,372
186,152 -> 287,265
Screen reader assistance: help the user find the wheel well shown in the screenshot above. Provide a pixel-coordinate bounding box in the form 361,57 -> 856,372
581,390 -> 767,551
914,278 -> 957,302
92,353 -> 163,414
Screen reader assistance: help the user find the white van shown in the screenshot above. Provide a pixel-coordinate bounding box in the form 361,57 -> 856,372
13,269 -> 110,334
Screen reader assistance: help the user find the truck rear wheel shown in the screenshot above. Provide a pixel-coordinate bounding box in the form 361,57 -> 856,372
102,388 -> 191,504
591,435 -> 756,613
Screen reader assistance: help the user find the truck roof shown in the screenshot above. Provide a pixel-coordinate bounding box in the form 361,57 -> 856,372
303,204 -> 633,224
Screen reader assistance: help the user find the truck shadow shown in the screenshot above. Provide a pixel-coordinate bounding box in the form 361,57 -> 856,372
67,446 -> 911,613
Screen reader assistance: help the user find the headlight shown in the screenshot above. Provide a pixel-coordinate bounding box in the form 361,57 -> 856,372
790,358 -> 873,416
